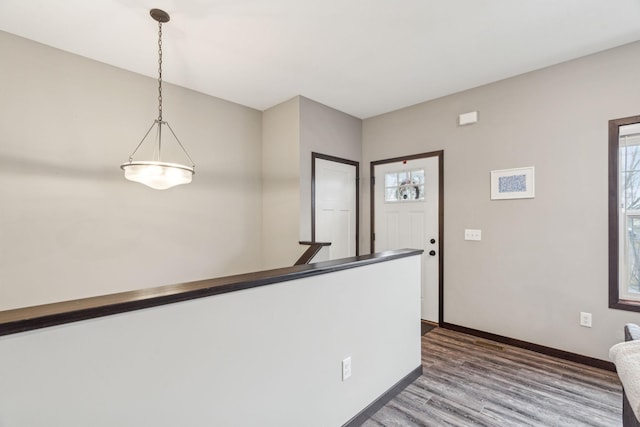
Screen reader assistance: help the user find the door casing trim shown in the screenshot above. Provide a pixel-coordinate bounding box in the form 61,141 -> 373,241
311,152 -> 360,256
370,150 -> 444,325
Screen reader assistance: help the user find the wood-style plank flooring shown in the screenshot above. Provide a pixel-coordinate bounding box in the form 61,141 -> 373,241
362,327 -> 622,426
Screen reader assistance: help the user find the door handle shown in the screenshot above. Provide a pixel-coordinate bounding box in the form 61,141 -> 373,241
429,250 -> 436,256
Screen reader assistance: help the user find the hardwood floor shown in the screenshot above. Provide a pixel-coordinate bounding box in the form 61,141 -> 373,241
362,327 -> 622,427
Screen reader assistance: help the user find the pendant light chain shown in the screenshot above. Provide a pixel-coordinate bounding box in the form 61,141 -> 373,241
157,21 -> 163,123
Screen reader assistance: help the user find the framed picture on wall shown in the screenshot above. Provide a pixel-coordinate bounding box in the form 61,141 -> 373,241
490,166 -> 535,200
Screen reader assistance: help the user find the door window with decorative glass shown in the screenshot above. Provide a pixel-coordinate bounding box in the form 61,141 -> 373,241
384,170 -> 425,202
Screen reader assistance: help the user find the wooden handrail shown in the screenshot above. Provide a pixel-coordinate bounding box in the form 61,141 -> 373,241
295,241 -> 331,265
0,249 -> 422,337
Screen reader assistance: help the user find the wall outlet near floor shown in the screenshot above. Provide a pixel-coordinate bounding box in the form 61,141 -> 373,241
342,357 -> 352,381
464,229 -> 482,241
580,312 -> 592,328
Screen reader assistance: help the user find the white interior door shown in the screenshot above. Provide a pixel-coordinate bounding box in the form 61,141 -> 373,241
315,158 -> 357,260
374,156 -> 439,322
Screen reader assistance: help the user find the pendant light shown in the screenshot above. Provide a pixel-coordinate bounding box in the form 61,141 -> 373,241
121,8 -> 195,190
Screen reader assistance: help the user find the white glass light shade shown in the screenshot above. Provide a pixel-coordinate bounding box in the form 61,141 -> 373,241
120,161 -> 194,190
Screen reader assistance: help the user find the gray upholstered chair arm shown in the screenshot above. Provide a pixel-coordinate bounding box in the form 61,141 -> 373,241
622,323 -> 640,427
625,324 -> 640,342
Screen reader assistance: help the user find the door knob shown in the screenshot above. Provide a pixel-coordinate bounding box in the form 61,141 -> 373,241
429,250 -> 436,256
430,238 -> 436,244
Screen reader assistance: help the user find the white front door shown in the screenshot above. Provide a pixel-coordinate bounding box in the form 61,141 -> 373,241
373,155 -> 440,322
314,157 -> 357,260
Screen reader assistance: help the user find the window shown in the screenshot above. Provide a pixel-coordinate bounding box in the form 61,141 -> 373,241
610,116 -> 640,311
384,169 -> 425,202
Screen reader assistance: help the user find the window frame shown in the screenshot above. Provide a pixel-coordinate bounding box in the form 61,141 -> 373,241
609,115 -> 640,312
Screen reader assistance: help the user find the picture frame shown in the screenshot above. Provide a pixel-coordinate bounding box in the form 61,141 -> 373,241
490,166 -> 535,200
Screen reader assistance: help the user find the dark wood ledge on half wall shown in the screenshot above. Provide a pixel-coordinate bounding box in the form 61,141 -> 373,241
0,249 -> 423,337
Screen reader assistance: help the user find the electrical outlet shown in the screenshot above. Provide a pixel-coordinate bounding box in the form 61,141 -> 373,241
464,229 -> 482,241
580,312 -> 592,328
342,357 -> 352,381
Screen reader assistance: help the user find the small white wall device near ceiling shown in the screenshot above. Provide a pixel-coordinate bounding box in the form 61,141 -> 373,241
458,111 -> 478,126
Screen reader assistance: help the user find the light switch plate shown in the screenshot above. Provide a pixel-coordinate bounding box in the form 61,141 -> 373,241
464,229 -> 482,241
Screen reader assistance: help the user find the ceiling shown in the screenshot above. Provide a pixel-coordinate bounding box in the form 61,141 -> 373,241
2,0 -> 640,119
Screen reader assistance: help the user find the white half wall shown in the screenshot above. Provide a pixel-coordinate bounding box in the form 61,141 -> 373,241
0,255 -> 422,427
0,31 -> 263,310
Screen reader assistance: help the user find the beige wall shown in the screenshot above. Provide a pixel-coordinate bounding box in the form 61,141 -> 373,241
261,97 -> 301,269
0,31 -> 263,310
362,41 -> 640,361
262,96 -> 362,267
299,96 -> 362,242
4,25 -> 639,363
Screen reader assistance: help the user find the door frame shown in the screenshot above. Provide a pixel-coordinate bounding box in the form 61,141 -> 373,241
370,150 -> 444,325
311,152 -> 360,256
